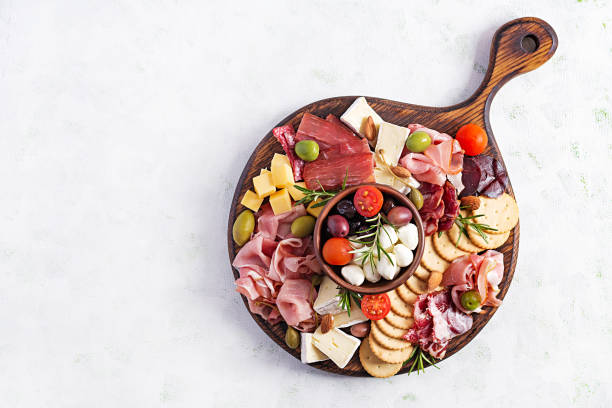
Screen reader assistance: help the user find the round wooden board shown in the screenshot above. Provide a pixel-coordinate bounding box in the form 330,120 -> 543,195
226,17 -> 556,376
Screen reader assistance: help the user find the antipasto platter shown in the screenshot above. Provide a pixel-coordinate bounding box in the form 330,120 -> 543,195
227,17 -> 557,377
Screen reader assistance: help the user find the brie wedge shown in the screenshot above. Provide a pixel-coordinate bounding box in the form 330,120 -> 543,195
312,327 -> 361,369
340,97 -> 384,139
300,332 -> 329,364
313,276 -> 343,315
332,299 -> 368,328
374,122 -> 411,190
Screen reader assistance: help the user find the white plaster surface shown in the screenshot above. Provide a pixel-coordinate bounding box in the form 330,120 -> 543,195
1,0 -> 611,406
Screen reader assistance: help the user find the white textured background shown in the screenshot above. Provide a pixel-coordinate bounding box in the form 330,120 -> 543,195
1,0 -> 611,406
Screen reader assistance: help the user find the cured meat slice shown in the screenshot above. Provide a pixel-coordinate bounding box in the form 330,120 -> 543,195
325,114 -> 356,136
273,125 -> 304,181
303,153 -> 374,191
276,279 -> 317,331
268,237 -> 322,282
438,181 -> 459,231
296,112 -> 357,150
256,203 -> 307,240
317,137 -> 371,160
418,182 -> 444,235
399,153 -> 446,186
460,155 -> 508,198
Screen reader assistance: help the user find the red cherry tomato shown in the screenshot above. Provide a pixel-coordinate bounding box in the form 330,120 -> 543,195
322,237 -> 353,265
456,123 -> 488,156
361,294 -> 391,320
353,186 -> 383,218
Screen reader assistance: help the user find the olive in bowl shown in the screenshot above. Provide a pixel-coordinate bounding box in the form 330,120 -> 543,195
313,184 -> 425,295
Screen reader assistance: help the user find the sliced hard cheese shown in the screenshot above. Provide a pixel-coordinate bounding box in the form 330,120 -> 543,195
271,161 -> 294,188
313,275 -> 343,315
374,122 -> 410,190
312,327 -> 361,369
269,188 -> 292,215
300,332 -> 329,364
333,299 -> 368,328
240,190 -> 264,212
340,97 -> 384,139
253,172 -> 276,198
306,199 -> 324,218
288,182 -> 306,201
271,153 -> 291,167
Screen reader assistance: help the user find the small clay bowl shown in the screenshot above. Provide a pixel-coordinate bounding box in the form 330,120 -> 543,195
313,184 -> 425,295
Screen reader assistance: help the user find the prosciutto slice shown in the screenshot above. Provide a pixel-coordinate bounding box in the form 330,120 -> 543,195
303,153 -> 374,191
296,113 -> 358,149
268,237 -> 321,282
400,153 -> 446,186
273,125 -> 304,181
404,290 -> 472,359
438,181 -> 459,231
276,279 -> 317,331
256,204 -> 307,240
232,232 -> 278,271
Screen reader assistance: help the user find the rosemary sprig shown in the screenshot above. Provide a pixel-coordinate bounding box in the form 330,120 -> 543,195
337,288 -> 362,317
453,213 -> 498,246
403,346 -> 439,375
349,213 -> 395,274
293,170 -> 348,208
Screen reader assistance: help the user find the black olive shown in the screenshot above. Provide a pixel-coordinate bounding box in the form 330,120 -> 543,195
336,199 -> 357,219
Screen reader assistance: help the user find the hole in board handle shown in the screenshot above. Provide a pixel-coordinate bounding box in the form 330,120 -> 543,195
520,34 -> 539,53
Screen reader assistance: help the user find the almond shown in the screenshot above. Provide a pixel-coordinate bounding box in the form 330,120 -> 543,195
391,165 -> 411,178
363,116 -> 377,144
460,196 -> 480,211
428,271 -> 443,291
320,314 -> 333,334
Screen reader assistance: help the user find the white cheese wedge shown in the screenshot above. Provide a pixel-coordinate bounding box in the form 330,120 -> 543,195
340,97 -> 384,139
313,276 -> 343,315
374,122 -> 411,190
312,327 -> 361,369
332,299 -> 368,328
300,332 -> 329,364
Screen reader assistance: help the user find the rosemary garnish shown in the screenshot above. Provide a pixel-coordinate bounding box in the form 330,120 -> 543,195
349,213 -> 395,273
337,288 -> 362,317
454,213 -> 498,245
403,346 -> 439,375
293,170 -> 348,208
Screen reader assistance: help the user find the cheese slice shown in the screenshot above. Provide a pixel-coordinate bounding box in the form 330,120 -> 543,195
312,327 -> 361,369
374,122 -> 410,190
332,299 -> 368,328
340,97 -> 384,139
300,332 -> 329,364
313,276 -> 343,315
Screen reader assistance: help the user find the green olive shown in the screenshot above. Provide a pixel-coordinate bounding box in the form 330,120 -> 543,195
232,209 -> 255,246
409,188 -> 424,210
295,140 -> 320,162
311,274 -> 323,286
406,131 -> 432,153
291,215 -> 316,238
460,290 -> 482,311
285,326 -> 300,349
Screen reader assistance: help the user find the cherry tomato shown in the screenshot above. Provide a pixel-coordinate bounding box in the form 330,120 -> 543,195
361,294 -> 391,320
322,237 -> 353,265
456,123 -> 488,156
353,186 -> 383,218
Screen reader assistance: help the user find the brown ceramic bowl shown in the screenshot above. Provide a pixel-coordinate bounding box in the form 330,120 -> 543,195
313,184 -> 425,295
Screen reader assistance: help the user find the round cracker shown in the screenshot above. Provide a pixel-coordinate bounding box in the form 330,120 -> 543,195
448,222 -> 483,252
396,284 -> 418,305
413,264 -> 430,280
359,338 -> 403,378
369,334 -> 414,364
471,193 -> 518,234
421,235 -> 450,273
467,227 -> 510,249
405,275 -> 428,295
370,319 -> 412,350
433,230 -> 473,261
375,317 -> 410,339
387,289 -> 413,317
385,309 -> 414,329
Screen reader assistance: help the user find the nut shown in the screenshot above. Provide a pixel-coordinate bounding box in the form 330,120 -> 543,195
363,116 -> 377,144
460,196 -> 480,211
428,271 -> 443,291
320,314 -> 333,334
391,165 -> 411,178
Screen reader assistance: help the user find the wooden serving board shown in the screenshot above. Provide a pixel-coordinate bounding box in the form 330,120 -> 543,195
227,17 -> 557,376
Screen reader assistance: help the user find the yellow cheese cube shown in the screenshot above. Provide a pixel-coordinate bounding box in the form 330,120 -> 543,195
253,172 -> 276,198
260,168 -> 270,175
269,189 -> 292,215
240,190 -> 264,212
271,153 -> 290,168
271,162 -> 295,188
288,182 -> 307,201
307,199 -> 324,218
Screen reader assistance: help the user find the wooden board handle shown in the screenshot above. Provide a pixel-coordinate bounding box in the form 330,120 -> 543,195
477,17 -> 558,104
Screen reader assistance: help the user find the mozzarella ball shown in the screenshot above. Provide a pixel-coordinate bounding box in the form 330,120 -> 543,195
350,245 -> 369,265
363,259 -> 381,283
341,264 -> 365,286
377,253 -> 398,280
398,223 -> 419,250
378,224 -> 398,250
394,243 -> 414,267
348,236 -> 364,249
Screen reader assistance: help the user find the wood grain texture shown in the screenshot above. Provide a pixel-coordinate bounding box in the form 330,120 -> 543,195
226,17 -> 557,376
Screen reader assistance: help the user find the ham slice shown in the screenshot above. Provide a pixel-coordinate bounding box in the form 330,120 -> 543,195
400,153 -> 446,186
256,204 -> 307,240
276,279 -> 317,331
273,125 -> 304,181
438,181 -> 459,231
269,237 -> 322,282
303,153 -> 374,191
246,298 -> 283,325
232,233 -> 278,271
